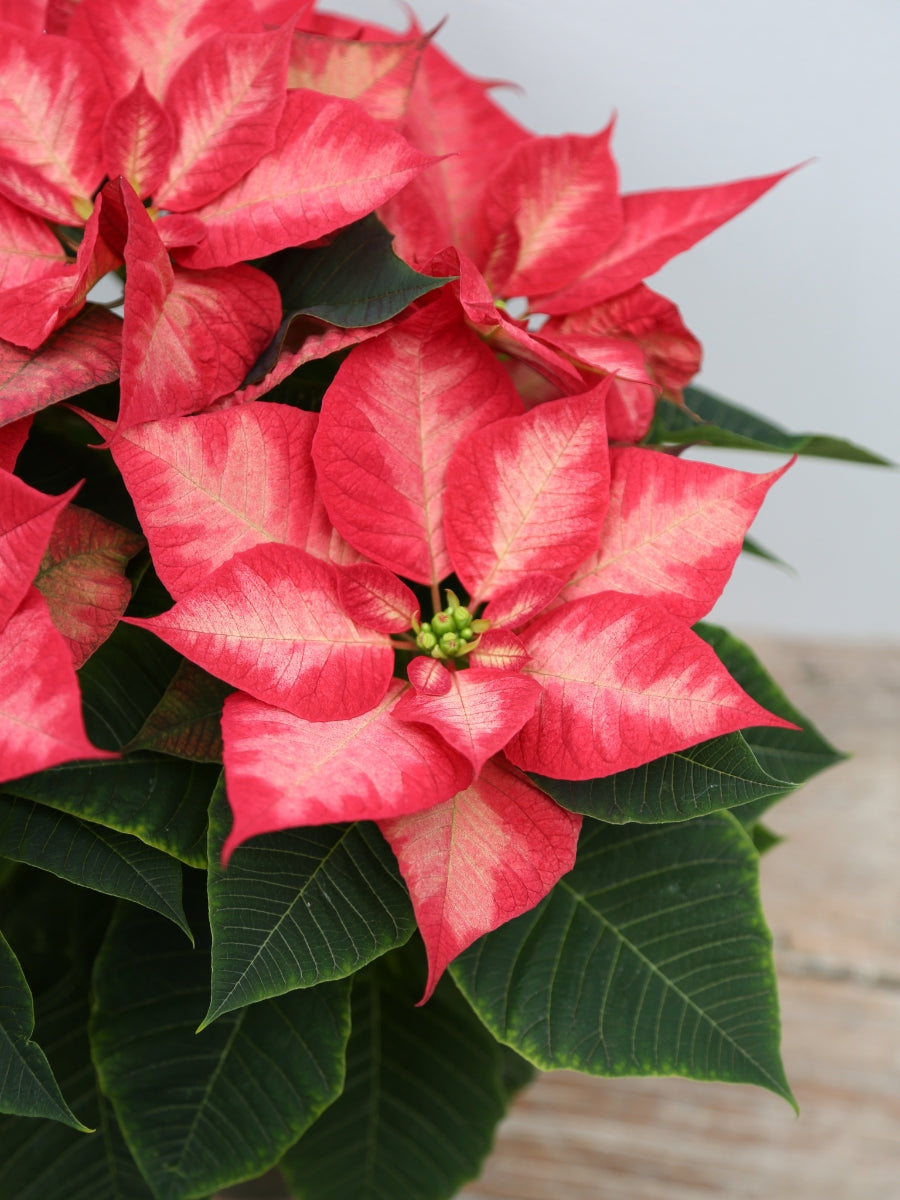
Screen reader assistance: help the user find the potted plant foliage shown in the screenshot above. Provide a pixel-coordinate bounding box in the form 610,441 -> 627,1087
0,3 -> 887,1198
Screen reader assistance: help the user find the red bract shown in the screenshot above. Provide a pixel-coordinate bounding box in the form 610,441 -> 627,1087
380,757 -> 581,1002
33,504 -> 144,668
0,471 -> 113,785
157,304 -> 794,996
378,39 -> 794,440
0,5 -> 803,1004
0,2 -> 435,369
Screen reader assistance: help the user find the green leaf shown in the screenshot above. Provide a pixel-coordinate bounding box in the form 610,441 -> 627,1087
530,730 -> 793,824
248,214 -> 452,381
0,966 -> 156,1200
280,943 -> 507,1200
77,621 -> 182,751
498,1044 -> 537,1100
16,400 -> 140,533
90,890 -> 350,1200
0,932 -> 89,1130
205,782 -> 414,1025
125,660 -> 231,762
647,386 -> 891,465
750,823 -> 784,855
695,623 -> 847,787
742,535 -> 793,570
451,815 -> 794,1105
248,345 -> 353,413
0,794 -> 190,937
4,756 -> 215,868
273,211 -> 450,324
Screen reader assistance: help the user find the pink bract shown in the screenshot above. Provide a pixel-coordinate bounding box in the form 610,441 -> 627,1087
0,3 -> 800,999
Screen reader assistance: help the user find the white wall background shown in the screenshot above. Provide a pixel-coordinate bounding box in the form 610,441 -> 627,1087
334,0 -> 900,640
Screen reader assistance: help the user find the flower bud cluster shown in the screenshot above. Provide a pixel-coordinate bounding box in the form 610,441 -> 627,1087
413,591 -> 489,659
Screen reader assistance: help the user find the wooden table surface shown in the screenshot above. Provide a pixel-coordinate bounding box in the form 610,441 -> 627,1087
461,638 -> 900,1200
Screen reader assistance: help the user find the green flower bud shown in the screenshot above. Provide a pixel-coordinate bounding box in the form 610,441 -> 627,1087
460,627 -> 475,641
451,606 -> 472,629
439,632 -> 460,654
431,611 -> 455,636
430,646 -> 447,659
416,629 -> 437,650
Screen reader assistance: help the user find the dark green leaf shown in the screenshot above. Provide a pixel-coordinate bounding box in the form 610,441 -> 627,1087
0,966 -> 156,1199
280,943 -> 506,1200
530,730 -> 793,824
750,824 -> 783,855
498,1044 -> 537,1100
77,621 -> 181,751
16,400 -> 140,532
647,386 -> 891,464
247,345 -> 353,412
4,756 -> 214,868
271,211 -> 449,324
0,867 -> 109,995
125,660 -> 231,762
0,794 -> 189,937
742,535 -> 793,570
205,782 -> 414,1025
451,815 -> 794,1105
0,932 -> 88,1130
90,891 -> 350,1200
695,623 -> 846,787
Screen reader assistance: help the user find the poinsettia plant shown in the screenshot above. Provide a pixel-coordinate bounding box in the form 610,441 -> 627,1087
0,3 -> 888,1199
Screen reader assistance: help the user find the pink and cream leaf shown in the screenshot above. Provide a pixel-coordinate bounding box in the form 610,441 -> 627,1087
102,74 -> 175,198
0,307 -> 121,426
379,41 -> 531,268
175,89 -> 438,269
392,664 -> 541,775
0,418 -> 30,471
0,194 -> 68,289
424,247 -> 585,397
114,179 -> 281,426
468,629 -> 530,673
0,474 -> 78,631
67,0 -> 264,100
407,655 -> 452,696
546,284 -> 702,398
481,574 -> 564,630
33,505 -> 144,667
80,404 -> 332,599
127,543 -> 394,722
335,563 -> 419,633
0,1 -> 45,30
0,200 -> 118,350
557,450 -> 792,622
0,28 -> 110,219
0,588 -> 114,786
221,683 -> 472,858
379,756 -> 581,1002
504,592 -> 798,780
235,316 -> 397,402
157,25 -> 292,212
532,327 -> 658,441
481,124 -> 623,298
288,30 -> 425,124
535,169 -> 795,314
444,382 -> 611,603
313,295 -> 522,585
